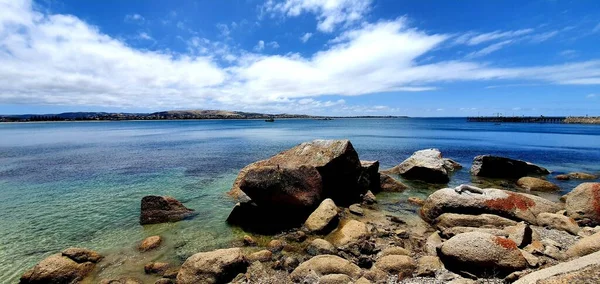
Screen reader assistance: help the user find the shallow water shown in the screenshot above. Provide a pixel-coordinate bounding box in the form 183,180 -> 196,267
1,118 -> 599,282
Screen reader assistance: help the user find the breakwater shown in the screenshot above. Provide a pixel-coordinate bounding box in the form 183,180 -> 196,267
467,116 -> 566,123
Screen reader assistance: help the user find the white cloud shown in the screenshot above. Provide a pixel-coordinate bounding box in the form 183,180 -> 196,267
263,0 -> 372,32
1,0 -> 600,114
455,29 -> 533,45
124,13 -> 144,23
138,32 -> 152,40
466,40 -> 514,58
268,41 -> 280,49
587,94 -> 597,98
253,40 -> 265,51
530,30 -> 558,43
300,32 -> 313,43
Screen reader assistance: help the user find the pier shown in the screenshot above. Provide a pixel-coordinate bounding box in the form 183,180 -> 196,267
467,116 -> 566,123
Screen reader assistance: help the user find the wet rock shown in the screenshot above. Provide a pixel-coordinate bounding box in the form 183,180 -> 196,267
140,196 -> 195,225
362,190 -> 376,205
290,255 -> 362,281
566,231 -> 600,258
374,255 -> 416,275
139,236 -> 162,252
177,248 -> 248,284
379,246 -> 410,257
144,262 -> 170,275
243,235 -> 257,246
285,230 -> 307,243
20,248 -> 102,284
349,204 -> 364,216
537,212 -> 580,235
435,213 -> 517,230
514,250 -> 600,284
517,177 -> 560,192
470,155 -> 549,178
439,232 -> 528,275
416,256 -> 443,277
359,160 -> 380,193
407,197 -> 425,206
304,198 -> 339,233
379,173 -> 408,192
420,186 -> 563,225
100,277 -> 143,284
563,182 -> 600,226
307,238 -> 337,256
247,250 -> 273,262
384,149 -> 457,183
330,220 -> 369,247
267,239 -> 285,252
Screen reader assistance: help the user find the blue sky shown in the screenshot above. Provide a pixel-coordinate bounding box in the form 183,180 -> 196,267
0,0 -> 599,116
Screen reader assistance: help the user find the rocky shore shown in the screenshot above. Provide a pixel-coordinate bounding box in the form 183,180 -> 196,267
20,139 -> 600,283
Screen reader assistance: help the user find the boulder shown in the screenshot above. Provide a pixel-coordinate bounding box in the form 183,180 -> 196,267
471,155 -> 549,178
407,197 -> 425,206
319,274 -> 353,284
267,239 -> 285,252
230,140 -> 363,206
359,161 -> 380,193
144,262 -> 170,275
379,246 -> 410,257
242,235 -> 257,246
440,227 -> 507,239
557,172 -> 598,181
307,238 -> 337,256
20,248 -> 102,284
384,149 -> 457,183
139,236 -> 162,252
434,213 -> 517,230
304,198 -> 339,233
505,222 -> 533,248
99,277 -> 143,284
439,232 -> 528,275
379,174 -> 408,192
290,255 -> 362,281
537,212 -> 580,235
420,186 -> 563,225
517,177 -> 560,192
425,232 -> 443,256
140,196 -> 195,225
247,250 -> 272,262
177,248 -> 248,284
566,231 -> 600,258
373,255 -> 416,275
514,250 -> 600,284
362,190 -> 376,205
563,182 -> 600,226
349,204 -> 364,216
416,256 -> 443,277
330,220 -> 369,247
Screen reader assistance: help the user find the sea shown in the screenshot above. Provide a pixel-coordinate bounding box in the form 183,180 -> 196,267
1,118 -> 599,282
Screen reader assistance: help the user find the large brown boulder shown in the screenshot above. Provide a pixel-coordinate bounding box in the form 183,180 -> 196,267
435,213 -> 517,230
384,149 -> 458,184
177,248 -> 248,284
290,255 -> 362,282
140,196 -> 195,225
330,220 -> 369,247
20,248 -> 102,284
229,140 -> 363,205
517,177 -> 560,192
471,155 -> 549,178
420,185 -> 563,225
563,182 -> 600,226
373,255 -> 416,275
304,198 -> 339,233
439,232 -> 527,275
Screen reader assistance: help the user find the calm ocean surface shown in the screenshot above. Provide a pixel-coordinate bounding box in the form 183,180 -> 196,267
1,118 -> 599,282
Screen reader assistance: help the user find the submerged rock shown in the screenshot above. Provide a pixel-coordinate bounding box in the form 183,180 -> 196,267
140,196 -> 195,225
20,248 -> 102,284
439,232 -> 527,275
556,172 -> 598,181
384,149 -> 458,184
139,235 -> 162,252
379,173 -> 408,192
517,177 -> 560,192
420,185 -> 562,224
304,198 -> 339,233
563,182 -> 600,226
177,248 -> 247,284
290,255 -> 362,282
471,155 -> 549,178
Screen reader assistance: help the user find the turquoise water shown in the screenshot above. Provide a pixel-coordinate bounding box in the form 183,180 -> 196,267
1,118 -> 600,282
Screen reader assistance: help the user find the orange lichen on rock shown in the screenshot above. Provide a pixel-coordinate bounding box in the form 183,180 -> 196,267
494,236 -> 518,250
592,184 -> 600,221
484,192 -> 535,212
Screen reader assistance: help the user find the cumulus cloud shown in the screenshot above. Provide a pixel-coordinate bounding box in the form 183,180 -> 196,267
1,0 -> 600,114
253,40 -> 265,51
263,0 -> 372,32
300,32 -> 313,42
